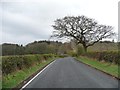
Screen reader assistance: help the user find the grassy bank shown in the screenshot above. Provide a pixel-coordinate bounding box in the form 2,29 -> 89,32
76,56 -> 118,78
2,57 -> 56,89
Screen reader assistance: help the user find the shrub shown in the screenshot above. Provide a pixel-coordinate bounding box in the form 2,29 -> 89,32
2,54 -> 57,75
77,45 -> 85,55
67,51 -> 77,57
81,51 -> 119,64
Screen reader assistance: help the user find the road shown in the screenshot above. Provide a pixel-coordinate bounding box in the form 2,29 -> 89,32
24,57 -> 118,88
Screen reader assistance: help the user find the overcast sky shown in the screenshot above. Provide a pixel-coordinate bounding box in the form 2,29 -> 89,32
0,0 -> 119,45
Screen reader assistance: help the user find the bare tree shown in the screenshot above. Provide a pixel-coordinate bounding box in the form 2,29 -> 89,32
51,15 -> 115,52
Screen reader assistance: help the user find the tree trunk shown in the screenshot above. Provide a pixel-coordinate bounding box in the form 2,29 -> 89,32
83,46 -> 87,53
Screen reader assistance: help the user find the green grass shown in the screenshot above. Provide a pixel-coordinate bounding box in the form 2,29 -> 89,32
77,56 -> 118,78
2,58 -> 55,89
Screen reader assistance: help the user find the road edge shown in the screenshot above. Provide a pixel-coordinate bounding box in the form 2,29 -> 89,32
20,60 -> 56,89
74,57 -> 120,80
12,59 -> 56,90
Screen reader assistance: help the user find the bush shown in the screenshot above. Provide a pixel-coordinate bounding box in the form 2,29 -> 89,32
67,51 -> 78,57
2,54 -> 57,75
77,45 -> 85,55
81,51 -> 119,64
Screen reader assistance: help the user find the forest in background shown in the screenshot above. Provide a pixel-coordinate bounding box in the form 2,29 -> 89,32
1,40 -> 118,56
1,40 -> 72,56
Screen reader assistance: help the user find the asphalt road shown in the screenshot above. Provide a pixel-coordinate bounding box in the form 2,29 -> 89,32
24,57 -> 118,88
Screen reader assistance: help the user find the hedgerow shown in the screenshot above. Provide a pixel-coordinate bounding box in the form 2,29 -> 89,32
2,54 -> 57,75
81,51 -> 119,64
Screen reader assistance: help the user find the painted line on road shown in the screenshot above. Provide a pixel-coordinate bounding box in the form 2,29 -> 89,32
20,60 -> 56,89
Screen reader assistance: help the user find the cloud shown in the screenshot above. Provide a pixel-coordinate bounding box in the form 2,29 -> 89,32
3,10 -> 51,35
1,9 -> 52,45
0,0 -> 119,45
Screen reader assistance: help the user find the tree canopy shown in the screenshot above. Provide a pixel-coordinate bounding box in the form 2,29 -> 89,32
52,15 -> 115,52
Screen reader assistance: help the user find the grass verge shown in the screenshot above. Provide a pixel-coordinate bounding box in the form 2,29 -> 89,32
76,56 -> 118,78
2,58 -> 56,89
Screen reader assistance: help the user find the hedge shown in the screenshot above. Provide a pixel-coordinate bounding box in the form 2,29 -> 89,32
2,54 -> 57,75
81,51 -> 119,64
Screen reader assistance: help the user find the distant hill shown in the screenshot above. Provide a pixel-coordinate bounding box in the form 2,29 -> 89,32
2,43 -> 24,56
1,41 -> 72,56
88,41 -> 118,52
1,40 -> 119,56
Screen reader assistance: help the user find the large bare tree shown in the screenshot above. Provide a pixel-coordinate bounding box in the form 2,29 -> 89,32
51,15 -> 115,52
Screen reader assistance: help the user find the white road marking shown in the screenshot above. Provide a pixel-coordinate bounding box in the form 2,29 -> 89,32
20,60 -> 56,90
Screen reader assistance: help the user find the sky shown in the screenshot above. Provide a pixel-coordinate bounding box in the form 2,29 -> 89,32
0,0 -> 119,45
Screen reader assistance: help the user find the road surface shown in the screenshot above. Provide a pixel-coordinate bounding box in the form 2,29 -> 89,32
24,57 -> 118,88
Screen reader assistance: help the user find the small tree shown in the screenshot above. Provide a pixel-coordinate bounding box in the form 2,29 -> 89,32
51,15 -> 115,52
